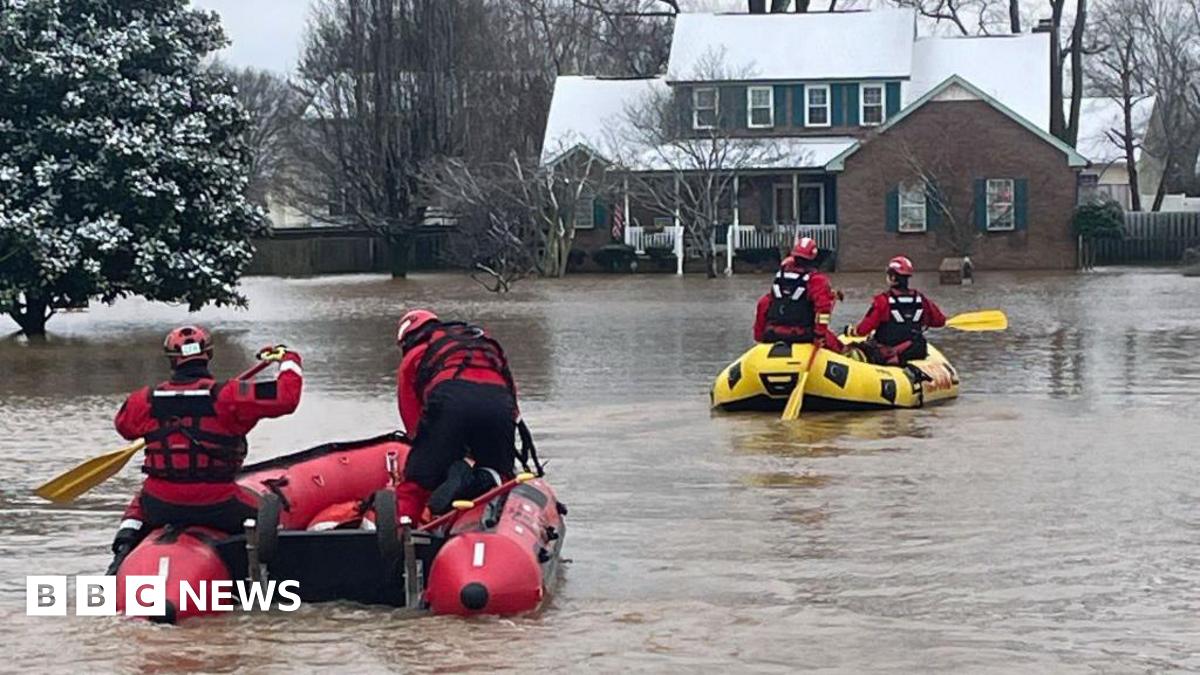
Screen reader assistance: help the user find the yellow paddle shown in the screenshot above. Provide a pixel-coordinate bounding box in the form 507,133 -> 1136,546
34,348 -> 287,504
944,310 -> 1008,332
35,439 -> 148,503
781,344 -> 821,421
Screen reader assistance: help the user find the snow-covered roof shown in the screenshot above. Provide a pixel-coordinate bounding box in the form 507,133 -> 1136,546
627,136 -> 858,172
1076,96 -> 1156,165
540,76 -> 669,165
908,34 -> 1051,131
667,9 -> 916,82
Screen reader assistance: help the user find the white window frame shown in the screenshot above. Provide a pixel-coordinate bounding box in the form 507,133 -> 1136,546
574,194 -> 595,230
860,83 -> 885,127
986,178 -> 1016,231
796,182 -> 826,225
898,182 -> 927,233
747,86 -> 774,128
693,87 -> 718,130
805,84 -> 831,128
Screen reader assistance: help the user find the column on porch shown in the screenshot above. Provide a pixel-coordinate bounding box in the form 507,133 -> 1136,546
622,176 -> 631,248
673,174 -> 683,275
726,174 -> 740,275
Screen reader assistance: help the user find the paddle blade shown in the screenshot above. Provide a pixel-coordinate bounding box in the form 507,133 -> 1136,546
780,371 -> 810,421
34,440 -> 145,504
946,310 -> 1008,332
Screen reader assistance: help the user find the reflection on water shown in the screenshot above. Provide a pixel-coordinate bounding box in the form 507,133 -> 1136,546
2,269 -> 1200,672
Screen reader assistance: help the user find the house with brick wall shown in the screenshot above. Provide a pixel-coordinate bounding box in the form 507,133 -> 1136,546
540,8 -> 1089,272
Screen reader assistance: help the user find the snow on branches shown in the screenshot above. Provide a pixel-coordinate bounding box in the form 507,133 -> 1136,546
0,0 -> 264,335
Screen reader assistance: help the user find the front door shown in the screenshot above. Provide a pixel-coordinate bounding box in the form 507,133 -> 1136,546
797,183 -> 824,225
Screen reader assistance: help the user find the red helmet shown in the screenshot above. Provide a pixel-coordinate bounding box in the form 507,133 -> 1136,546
396,309 -> 438,347
163,325 -> 212,366
887,255 -> 914,276
791,236 -> 818,261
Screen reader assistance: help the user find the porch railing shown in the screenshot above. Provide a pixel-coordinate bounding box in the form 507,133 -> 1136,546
626,225 -> 680,254
730,224 -> 838,253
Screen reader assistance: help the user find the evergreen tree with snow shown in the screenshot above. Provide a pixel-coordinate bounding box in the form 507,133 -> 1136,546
0,0 -> 263,336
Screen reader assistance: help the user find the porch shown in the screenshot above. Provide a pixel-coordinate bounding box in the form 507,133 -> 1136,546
619,172 -> 839,273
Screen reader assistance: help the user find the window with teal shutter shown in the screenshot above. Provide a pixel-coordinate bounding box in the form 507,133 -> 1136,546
925,183 -> 942,230
846,84 -> 860,126
885,187 -> 900,232
1014,178 -> 1029,230
973,179 -> 988,231
885,82 -> 901,119
721,85 -> 745,130
592,199 -> 607,230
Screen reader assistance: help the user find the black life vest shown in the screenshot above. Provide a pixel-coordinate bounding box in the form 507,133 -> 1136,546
874,290 -> 926,347
142,378 -> 247,483
409,322 -> 543,476
412,322 -> 516,398
763,269 -> 815,341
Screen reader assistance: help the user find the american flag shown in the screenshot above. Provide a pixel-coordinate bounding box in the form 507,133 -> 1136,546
612,204 -> 625,241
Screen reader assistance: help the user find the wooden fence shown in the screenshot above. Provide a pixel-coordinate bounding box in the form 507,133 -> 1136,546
1084,211 -> 1200,266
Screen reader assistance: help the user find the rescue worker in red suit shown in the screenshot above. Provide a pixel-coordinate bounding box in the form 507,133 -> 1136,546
851,256 -> 947,365
105,326 -> 303,574
753,237 -> 843,354
394,310 -> 537,523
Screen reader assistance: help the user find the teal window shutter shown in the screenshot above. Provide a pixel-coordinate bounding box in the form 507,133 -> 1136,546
831,84 -> 845,126
925,183 -> 942,230
885,187 -> 899,232
792,85 -> 805,126
1014,178 -> 1029,230
974,179 -> 988,231
885,82 -> 901,118
846,84 -> 860,126
773,85 -> 787,127
721,85 -> 745,129
593,199 -> 607,228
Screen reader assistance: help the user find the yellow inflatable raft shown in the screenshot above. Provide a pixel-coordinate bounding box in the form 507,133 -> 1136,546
711,338 -> 959,412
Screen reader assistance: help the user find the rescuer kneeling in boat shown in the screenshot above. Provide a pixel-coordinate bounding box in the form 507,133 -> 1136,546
849,256 -> 946,365
105,326 -> 303,574
394,310 -> 538,523
753,236 -> 843,354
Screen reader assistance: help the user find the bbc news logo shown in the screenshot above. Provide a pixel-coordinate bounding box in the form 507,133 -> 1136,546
26,576 -> 301,616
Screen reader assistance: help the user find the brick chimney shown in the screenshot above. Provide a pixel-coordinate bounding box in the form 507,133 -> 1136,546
1032,18 -> 1054,33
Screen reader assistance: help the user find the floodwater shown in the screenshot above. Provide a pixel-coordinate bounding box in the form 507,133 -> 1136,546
1,269 -> 1198,673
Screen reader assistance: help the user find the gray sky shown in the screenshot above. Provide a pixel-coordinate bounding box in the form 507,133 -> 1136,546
191,0 -> 748,74
192,0 -> 314,74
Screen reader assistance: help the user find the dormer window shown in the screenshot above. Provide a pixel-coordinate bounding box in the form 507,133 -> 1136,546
805,84 -> 830,127
747,86 -> 774,128
861,83 -> 885,126
693,87 -> 718,130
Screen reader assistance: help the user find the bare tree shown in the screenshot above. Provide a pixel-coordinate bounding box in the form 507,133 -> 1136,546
287,0 -> 465,277
419,156 -> 540,292
893,140 -> 981,257
1089,0 -> 1149,210
424,148 -> 613,282
1130,0 -> 1200,208
612,52 -> 786,278
217,65 -> 301,213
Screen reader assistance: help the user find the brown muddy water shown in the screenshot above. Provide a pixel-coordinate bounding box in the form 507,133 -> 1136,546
1,270 -> 1198,673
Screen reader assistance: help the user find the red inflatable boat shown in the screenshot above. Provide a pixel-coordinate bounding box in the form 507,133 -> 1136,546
113,432 -> 566,622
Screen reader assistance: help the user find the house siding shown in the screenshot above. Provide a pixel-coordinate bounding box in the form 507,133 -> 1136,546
837,99 -> 1079,271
